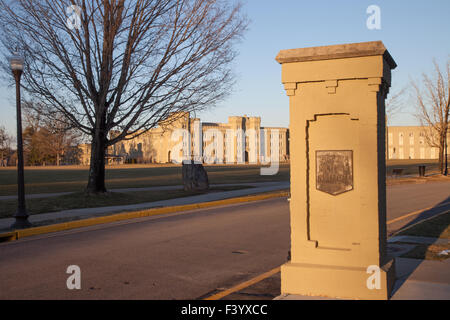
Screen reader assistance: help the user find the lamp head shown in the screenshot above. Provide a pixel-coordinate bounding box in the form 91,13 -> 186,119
9,52 -> 24,71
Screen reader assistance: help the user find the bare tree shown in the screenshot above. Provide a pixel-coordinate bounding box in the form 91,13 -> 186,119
412,58 -> 449,175
0,125 -> 12,166
22,101 -> 85,165
385,87 -> 406,125
0,0 -> 248,192
42,119 -> 80,166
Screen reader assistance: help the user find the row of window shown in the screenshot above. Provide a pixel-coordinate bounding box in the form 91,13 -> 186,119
388,132 -> 426,146
388,146 -> 439,159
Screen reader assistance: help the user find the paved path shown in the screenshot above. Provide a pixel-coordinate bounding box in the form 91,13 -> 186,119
0,182 -> 290,230
390,263 -> 450,299
386,180 -> 450,235
0,197 -> 291,299
0,181 -> 449,299
0,182 -> 285,201
2,179 -> 448,233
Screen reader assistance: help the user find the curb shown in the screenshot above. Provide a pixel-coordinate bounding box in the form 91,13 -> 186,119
0,190 -> 289,243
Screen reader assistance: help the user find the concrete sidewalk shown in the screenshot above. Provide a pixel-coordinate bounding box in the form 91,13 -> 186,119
391,257 -> 450,299
0,181 -> 290,230
0,182 -> 286,201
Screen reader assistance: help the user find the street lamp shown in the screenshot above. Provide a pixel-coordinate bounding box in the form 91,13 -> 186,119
445,130 -> 448,176
9,52 -> 31,229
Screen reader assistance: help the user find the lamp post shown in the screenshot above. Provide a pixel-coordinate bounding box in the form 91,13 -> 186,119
445,129 -> 448,176
9,53 -> 31,229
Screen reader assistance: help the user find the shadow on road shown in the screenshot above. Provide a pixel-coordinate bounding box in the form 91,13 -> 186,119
399,196 -> 450,232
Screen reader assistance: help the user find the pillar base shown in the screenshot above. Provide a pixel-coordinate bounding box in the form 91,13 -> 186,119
281,259 -> 396,300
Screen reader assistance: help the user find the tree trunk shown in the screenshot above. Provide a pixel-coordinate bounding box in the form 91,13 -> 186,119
439,135 -> 445,174
86,130 -> 107,194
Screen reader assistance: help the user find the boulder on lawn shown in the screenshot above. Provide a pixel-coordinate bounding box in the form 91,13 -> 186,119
182,160 -> 209,191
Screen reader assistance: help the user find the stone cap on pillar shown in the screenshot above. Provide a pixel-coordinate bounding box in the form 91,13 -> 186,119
276,41 -> 396,70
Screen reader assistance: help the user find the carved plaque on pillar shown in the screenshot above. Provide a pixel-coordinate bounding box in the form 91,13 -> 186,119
316,150 -> 353,195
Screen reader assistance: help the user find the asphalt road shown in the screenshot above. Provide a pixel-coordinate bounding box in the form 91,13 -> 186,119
386,180 -> 450,234
0,181 -> 449,299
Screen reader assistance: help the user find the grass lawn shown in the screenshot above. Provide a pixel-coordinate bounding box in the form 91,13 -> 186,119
0,163 -> 290,196
397,212 -> 450,261
0,185 -> 252,218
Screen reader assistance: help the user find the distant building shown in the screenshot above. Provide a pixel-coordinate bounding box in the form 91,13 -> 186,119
79,112 -> 290,165
387,126 -> 449,160
79,120 -> 448,165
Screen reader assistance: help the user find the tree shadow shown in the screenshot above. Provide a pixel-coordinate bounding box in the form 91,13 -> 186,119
389,196 -> 450,298
399,196 -> 450,233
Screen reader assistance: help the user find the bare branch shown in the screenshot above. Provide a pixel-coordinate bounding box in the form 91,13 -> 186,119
0,0 -> 248,191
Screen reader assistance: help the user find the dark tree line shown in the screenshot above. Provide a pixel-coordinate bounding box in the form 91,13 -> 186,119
0,125 -> 13,166
21,102 -> 82,166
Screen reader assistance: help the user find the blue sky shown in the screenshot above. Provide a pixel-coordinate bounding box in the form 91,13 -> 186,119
199,0 -> 450,128
1,0 -> 449,136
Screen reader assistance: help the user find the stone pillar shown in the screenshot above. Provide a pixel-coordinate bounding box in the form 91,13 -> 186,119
276,41 -> 397,299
